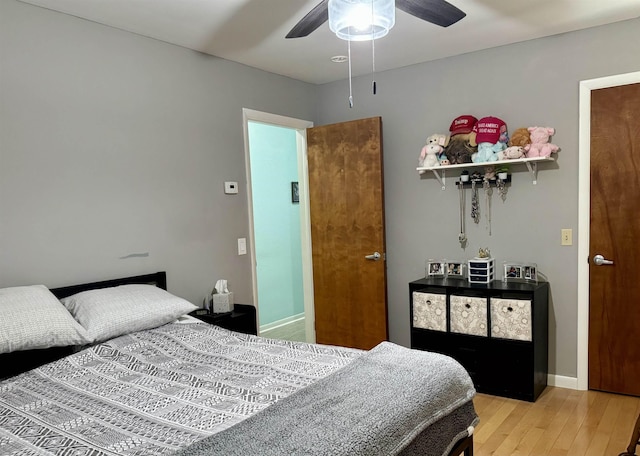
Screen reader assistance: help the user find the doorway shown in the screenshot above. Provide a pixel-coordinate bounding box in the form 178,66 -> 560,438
577,71 -> 640,392
242,109 -> 315,343
243,112 -> 388,349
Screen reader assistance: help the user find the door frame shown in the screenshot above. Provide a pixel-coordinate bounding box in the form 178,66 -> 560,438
242,108 -> 316,342
577,70 -> 640,390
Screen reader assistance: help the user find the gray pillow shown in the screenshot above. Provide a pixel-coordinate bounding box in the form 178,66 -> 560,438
61,284 -> 198,342
0,285 -> 91,354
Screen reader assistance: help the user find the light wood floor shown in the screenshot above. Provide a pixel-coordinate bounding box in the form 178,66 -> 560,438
260,318 -> 306,342
473,387 -> 640,456
256,325 -> 640,455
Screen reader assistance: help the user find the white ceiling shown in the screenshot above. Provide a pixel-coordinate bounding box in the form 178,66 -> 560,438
17,0 -> 640,84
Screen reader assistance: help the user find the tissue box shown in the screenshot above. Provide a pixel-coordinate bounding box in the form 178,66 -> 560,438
212,292 -> 233,313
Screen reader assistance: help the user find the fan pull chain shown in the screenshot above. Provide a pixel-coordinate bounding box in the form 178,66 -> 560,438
347,38 -> 353,108
371,36 -> 377,94
371,0 -> 376,95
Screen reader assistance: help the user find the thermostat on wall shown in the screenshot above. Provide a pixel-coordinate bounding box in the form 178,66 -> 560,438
224,182 -> 238,194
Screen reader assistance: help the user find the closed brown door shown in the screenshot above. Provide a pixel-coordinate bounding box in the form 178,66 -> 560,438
306,117 -> 388,350
589,82 -> 640,396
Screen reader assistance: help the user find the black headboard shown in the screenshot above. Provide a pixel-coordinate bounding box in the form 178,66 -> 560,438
1,271 -> 167,380
50,271 -> 167,299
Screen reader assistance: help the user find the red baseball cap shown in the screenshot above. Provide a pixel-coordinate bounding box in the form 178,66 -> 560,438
474,116 -> 507,144
449,115 -> 478,136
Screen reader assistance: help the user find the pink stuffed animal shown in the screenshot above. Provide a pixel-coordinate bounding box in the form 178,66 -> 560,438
525,127 -> 559,158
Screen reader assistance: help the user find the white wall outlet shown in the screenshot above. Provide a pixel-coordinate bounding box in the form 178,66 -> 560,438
237,237 -> 247,255
224,181 -> 238,194
561,228 -> 572,246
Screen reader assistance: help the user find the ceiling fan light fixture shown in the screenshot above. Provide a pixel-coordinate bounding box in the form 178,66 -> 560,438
329,0 -> 395,41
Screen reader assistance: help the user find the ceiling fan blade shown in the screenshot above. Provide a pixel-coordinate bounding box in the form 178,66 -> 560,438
286,0 -> 329,39
397,0 -> 466,28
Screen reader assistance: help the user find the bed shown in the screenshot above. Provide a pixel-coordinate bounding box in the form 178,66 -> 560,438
0,271 -> 478,456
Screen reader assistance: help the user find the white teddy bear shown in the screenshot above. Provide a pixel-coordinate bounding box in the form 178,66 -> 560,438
418,134 -> 449,173
419,143 -> 443,170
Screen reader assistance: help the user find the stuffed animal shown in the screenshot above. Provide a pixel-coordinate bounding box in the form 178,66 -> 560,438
418,146 -> 429,173
418,144 -> 444,174
425,133 -> 450,165
444,133 -> 476,164
509,127 -> 531,148
427,133 -> 449,148
498,129 -> 509,146
484,165 -> 496,180
525,127 -> 560,158
473,142 -> 505,163
497,146 -> 526,160
444,115 -> 477,164
472,116 -> 507,163
418,143 -> 443,169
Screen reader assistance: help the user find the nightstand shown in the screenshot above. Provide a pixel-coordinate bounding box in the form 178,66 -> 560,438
189,304 -> 257,335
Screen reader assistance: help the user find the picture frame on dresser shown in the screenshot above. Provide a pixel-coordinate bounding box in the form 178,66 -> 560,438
503,262 -> 538,283
504,264 -> 522,279
426,259 -> 446,277
446,261 -> 466,279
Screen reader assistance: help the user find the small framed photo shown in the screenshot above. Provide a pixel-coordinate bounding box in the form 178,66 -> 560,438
523,264 -> 538,282
503,262 -> 537,283
291,181 -> 299,203
446,261 -> 466,279
426,259 -> 446,278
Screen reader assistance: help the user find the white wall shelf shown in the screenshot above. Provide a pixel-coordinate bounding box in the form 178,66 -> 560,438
417,156 -> 555,190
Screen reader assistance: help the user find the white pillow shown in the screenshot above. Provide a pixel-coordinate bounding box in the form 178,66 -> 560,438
0,285 -> 91,354
60,285 -> 198,342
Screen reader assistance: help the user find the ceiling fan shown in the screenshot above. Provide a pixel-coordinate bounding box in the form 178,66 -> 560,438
286,0 -> 466,39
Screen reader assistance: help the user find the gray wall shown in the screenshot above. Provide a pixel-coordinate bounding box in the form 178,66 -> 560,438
316,17 -> 640,378
0,0 -> 316,305
3,0 -> 640,380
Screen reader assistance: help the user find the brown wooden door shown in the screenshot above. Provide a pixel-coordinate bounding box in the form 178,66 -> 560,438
589,82 -> 640,396
306,117 -> 388,350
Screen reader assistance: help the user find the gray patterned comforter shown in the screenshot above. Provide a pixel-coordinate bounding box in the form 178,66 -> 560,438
178,341 -> 478,456
0,322 -> 361,455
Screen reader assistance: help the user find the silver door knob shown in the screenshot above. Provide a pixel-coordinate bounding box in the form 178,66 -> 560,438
593,254 -> 614,266
365,252 -> 381,261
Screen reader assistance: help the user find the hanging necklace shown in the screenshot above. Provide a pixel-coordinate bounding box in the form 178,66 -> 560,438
458,181 -> 467,245
484,179 -> 492,235
471,179 -> 480,224
496,175 -> 508,201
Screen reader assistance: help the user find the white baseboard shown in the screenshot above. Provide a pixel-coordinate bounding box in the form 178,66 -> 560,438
260,313 -> 305,334
547,374 -> 580,390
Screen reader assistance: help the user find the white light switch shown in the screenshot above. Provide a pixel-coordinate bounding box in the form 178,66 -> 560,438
237,238 -> 247,255
224,182 -> 238,194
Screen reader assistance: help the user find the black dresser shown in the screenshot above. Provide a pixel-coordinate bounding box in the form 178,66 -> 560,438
409,278 -> 549,401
